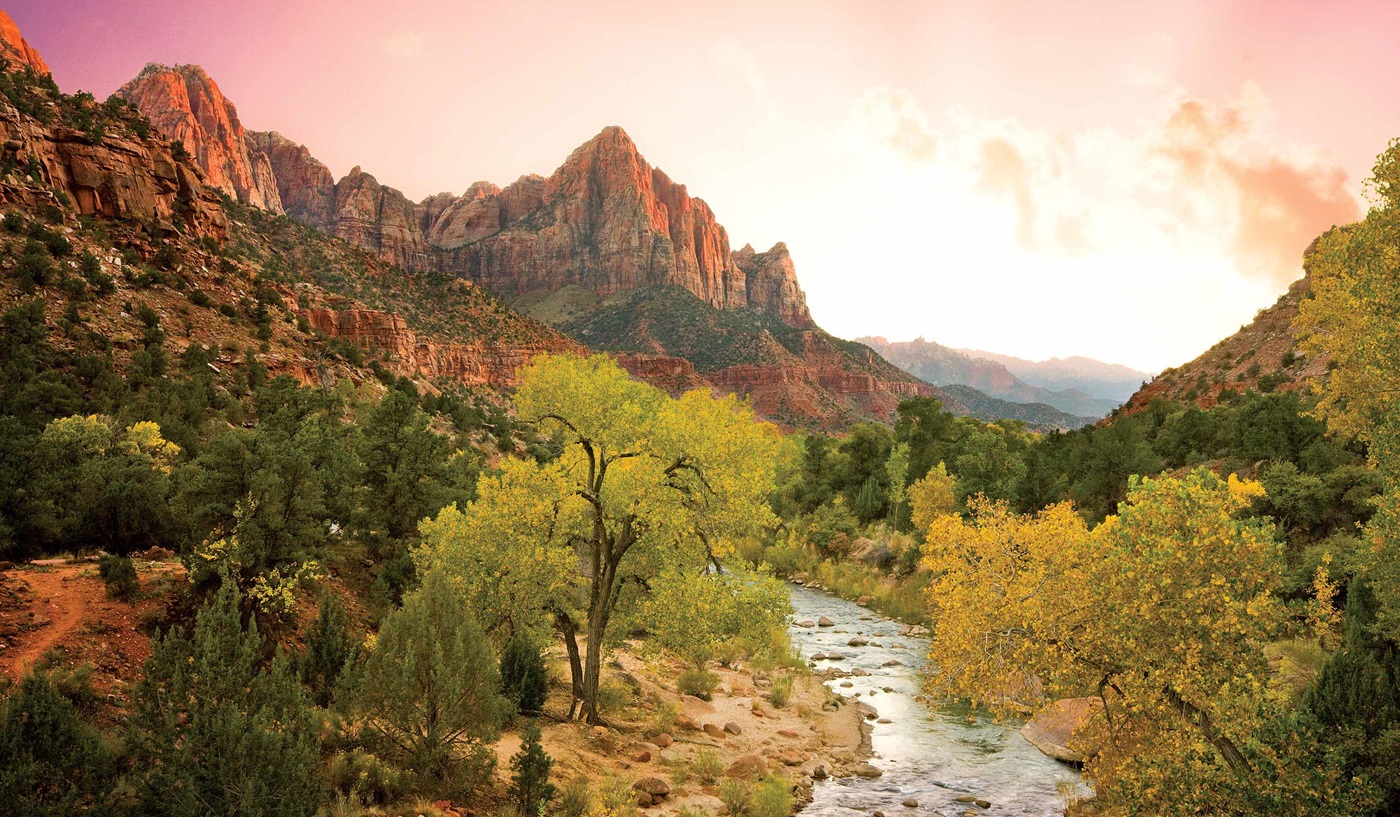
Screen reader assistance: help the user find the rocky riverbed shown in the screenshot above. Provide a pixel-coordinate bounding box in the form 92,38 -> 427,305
789,585 -> 1089,816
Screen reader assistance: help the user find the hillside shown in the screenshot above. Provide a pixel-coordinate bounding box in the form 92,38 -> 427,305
859,336 -> 1119,418
1119,272 -> 1330,414
936,384 -> 1098,431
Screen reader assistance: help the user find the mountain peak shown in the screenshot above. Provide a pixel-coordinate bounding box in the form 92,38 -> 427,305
0,10 -> 50,76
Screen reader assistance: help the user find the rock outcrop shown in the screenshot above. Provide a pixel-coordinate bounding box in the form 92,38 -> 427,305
0,100 -> 226,240
1021,697 -> 1103,763
117,64 -> 282,212
732,243 -> 811,329
0,11 -> 48,76
299,302 -> 578,389
246,130 -> 335,225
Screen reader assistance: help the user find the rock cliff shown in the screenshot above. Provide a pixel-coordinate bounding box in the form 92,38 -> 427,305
117,64 -> 282,212
0,10 -> 48,76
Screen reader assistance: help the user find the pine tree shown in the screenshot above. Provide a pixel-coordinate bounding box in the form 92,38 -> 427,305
500,633 -> 548,715
0,672 -> 111,815
509,721 -> 556,816
127,581 -> 322,817
300,589 -> 356,707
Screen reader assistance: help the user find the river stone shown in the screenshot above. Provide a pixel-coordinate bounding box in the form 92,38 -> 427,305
848,637 -> 869,647
840,681 -> 853,687
853,762 -> 883,778
903,798 -> 919,808
811,763 -> 829,780
1021,696 -> 1103,763
727,754 -> 766,778
818,616 -> 835,627
877,718 -> 892,724
882,659 -> 903,667
776,749 -> 805,766
797,620 -> 816,628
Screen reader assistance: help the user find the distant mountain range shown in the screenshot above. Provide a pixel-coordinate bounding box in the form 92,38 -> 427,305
859,337 -> 1149,422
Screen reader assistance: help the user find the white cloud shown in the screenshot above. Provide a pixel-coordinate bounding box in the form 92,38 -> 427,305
710,37 -> 774,115
847,87 -> 938,164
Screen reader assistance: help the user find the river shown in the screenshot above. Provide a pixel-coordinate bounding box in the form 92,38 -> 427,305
788,584 -> 1088,816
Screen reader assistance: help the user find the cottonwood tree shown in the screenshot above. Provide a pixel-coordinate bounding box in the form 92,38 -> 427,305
419,354 -> 780,723
921,469 -> 1287,811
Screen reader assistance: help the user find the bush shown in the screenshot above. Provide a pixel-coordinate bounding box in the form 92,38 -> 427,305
556,776 -> 593,817
768,674 -> 793,709
500,634 -> 548,715
188,289 -> 213,308
325,749 -> 406,806
0,672 -> 113,812
1,211 -> 22,232
751,776 -> 794,817
509,721 -> 556,816
717,778 -> 751,817
678,667 -> 720,700
300,591 -> 356,708
98,553 -> 138,600
691,749 -> 725,785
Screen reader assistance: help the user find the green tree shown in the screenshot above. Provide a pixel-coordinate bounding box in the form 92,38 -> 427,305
346,571 -> 507,781
953,426 -> 1026,505
128,582 -> 321,817
300,590 -> 357,708
419,354 -> 780,723
500,634 -> 548,715
509,721 -> 557,816
0,672 -> 112,815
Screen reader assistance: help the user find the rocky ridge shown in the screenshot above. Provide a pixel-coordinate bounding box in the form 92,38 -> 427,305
0,10 -> 47,76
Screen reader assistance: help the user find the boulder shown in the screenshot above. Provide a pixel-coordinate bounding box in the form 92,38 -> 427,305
652,733 -> 673,748
633,777 -> 671,800
703,723 -> 726,739
1020,696 -> 1103,763
818,616 -> 835,627
723,722 -> 742,735
726,754 -> 766,779
852,762 -> 883,779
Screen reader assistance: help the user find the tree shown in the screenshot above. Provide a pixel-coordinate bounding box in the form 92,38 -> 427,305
509,721 -> 556,816
419,354 -> 781,723
128,582 -> 321,817
346,571 -> 507,781
922,469 -> 1285,812
908,462 -> 957,536
952,426 -> 1026,505
500,634 -> 548,715
0,672 -> 112,815
300,590 -> 357,708
638,567 -> 790,669
1296,139 -> 1400,640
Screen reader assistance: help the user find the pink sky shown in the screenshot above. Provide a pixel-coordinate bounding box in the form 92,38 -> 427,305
13,1 -> 1399,371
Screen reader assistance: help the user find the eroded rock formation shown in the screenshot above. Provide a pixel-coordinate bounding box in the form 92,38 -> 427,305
0,11 -> 48,76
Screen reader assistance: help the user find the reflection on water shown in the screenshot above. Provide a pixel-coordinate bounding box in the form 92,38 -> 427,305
788,585 -> 1088,816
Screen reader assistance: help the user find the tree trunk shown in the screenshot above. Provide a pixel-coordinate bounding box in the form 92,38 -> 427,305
556,611 -> 584,719
581,559 -> 618,725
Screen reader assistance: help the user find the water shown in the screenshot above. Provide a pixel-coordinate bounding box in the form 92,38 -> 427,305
788,584 -> 1087,816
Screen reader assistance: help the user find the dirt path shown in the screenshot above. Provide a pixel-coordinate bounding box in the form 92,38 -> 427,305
0,564 -> 95,677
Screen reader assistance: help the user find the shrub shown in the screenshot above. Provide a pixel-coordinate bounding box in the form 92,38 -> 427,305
500,634 -> 548,715
751,776 -> 794,817
346,571 -> 507,783
299,591 -> 356,708
509,721 -> 556,816
768,674 -> 793,709
691,749 -> 725,785
325,749 -> 406,806
0,672 -> 113,812
596,776 -> 640,817
98,553 -> 138,600
557,776 -> 593,817
188,289 -> 213,308
43,232 -> 70,257
1,211 -> 21,232
678,667 -> 720,700
717,778 -> 751,817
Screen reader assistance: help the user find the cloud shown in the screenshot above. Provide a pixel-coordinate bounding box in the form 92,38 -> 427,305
849,87 -> 938,164
710,38 -> 774,115
1153,84 -> 1358,285
975,138 -> 1036,249
382,30 -> 426,59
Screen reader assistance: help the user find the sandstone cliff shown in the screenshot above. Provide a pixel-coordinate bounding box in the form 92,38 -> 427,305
0,10 -> 48,76
117,64 -> 282,212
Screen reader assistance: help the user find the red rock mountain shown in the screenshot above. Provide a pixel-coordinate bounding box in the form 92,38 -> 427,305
117,64 -> 283,212
118,62 -> 958,428
0,10 -> 47,76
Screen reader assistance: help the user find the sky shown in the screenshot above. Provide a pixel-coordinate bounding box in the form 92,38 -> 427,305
12,1 -> 1398,372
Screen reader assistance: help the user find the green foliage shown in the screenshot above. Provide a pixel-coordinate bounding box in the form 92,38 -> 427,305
556,776 -> 594,817
500,633 -> 548,715
767,674 -> 793,708
717,778 -> 751,816
0,672 -> 112,815
98,553 -> 138,599
677,667 -> 720,700
346,571 -> 507,784
324,749 -> 407,806
750,776 -> 794,817
127,581 -> 322,817
509,721 -> 556,816
639,567 -> 790,669
300,590 -> 357,708
690,749 -> 725,785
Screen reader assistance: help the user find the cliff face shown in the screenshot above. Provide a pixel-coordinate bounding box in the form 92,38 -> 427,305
0,98 -> 226,242
0,11 -> 48,76
117,64 -> 282,213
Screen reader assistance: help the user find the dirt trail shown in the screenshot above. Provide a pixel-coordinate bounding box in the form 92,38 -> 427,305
0,564 -> 95,677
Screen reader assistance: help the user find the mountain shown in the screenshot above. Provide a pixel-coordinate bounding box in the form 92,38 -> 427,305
956,349 -> 1150,403
1119,271 -> 1329,414
0,54 -> 579,405
0,10 -> 48,76
859,336 -> 1120,418
119,64 -> 952,430
936,385 -> 1098,431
